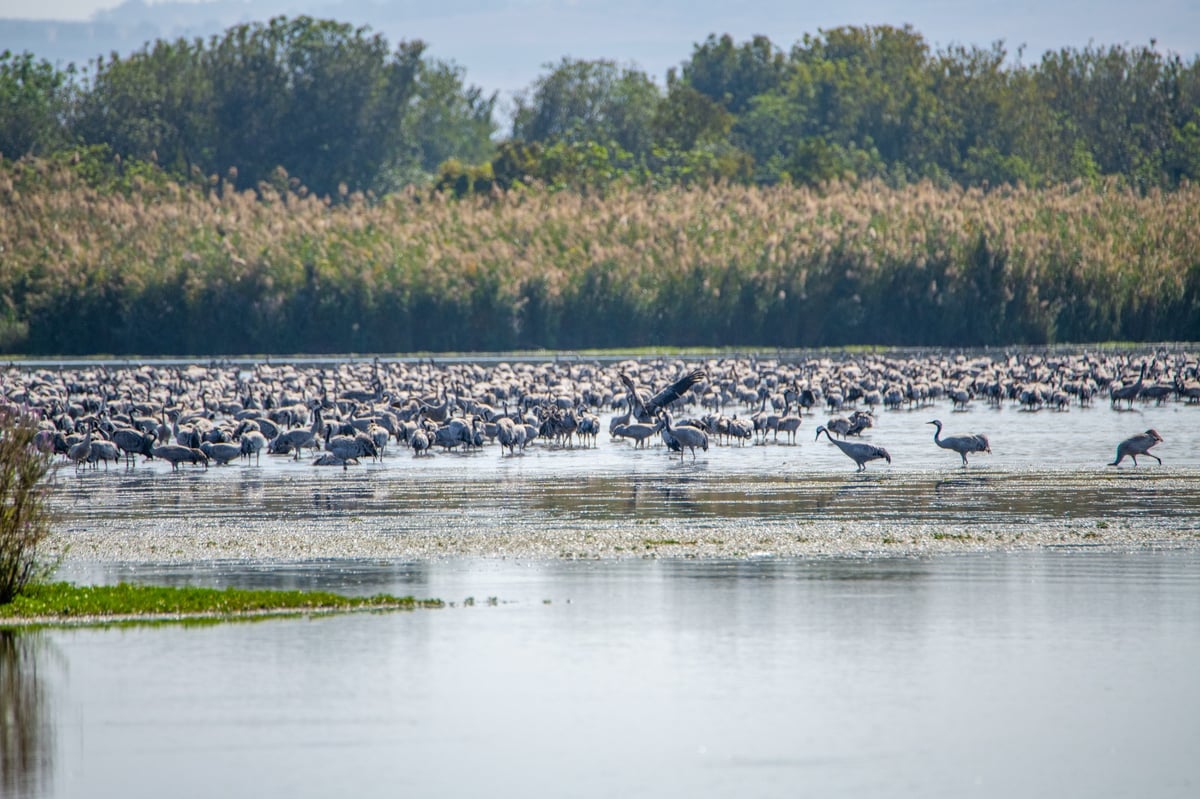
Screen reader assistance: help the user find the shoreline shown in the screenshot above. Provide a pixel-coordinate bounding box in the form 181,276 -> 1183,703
48,517 -> 1200,565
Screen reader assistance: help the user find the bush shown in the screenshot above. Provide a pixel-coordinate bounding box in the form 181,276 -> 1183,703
0,409 -> 55,604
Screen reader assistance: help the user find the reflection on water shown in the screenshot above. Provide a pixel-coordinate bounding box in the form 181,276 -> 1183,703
30,551 -> 1200,798
0,631 -> 56,799
47,467 -> 1200,528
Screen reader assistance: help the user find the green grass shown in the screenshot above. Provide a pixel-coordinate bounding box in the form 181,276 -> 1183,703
0,582 -> 444,625
932,532 -> 974,542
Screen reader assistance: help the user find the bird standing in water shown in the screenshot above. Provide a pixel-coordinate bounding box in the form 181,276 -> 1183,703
815,425 -> 891,472
927,419 -> 991,467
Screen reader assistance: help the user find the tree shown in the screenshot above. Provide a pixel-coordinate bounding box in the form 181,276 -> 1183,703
0,409 -> 55,605
73,38 -> 213,176
404,59 -> 497,185
72,17 -> 477,197
0,51 -> 76,159
653,78 -> 733,150
511,58 -> 662,158
681,34 -> 787,114
790,25 -> 939,168
204,17 -> 425,197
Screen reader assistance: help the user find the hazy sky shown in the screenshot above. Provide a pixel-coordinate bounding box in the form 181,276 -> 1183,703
3,0 -> 1198,102
2,0 -> 122,19
6,1 -> 1197,48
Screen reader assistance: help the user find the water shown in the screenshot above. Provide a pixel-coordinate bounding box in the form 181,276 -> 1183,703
5,552 -> 1200,798
5,391 -> 1200,797
39,395 -> 1200,561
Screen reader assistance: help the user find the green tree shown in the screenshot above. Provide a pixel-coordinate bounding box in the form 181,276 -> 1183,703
1035,43 -> 1188,187
404,59 -> 497,184
73,38 -> 213,176
681,34 -> 787,114
653,78 -> 733,150
512,58 -> 662,158
931,42 -> 1050,186
0,51 -> 76,158
789,25 -> 939,169
204,17 -> 425,197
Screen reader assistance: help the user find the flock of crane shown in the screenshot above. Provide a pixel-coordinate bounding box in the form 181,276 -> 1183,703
2,349 -> 1191,473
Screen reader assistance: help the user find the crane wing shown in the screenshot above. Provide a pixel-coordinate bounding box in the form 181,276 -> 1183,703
645,368 -> 706,415
618,372 -> 648,419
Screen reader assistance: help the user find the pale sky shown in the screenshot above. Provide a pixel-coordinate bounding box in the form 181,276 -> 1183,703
2,0 -> 1198,102
0,0 -> 121,19
4,0 -> 1197,53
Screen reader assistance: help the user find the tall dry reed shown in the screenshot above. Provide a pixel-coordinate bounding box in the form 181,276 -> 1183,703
2,160 -> 1197,353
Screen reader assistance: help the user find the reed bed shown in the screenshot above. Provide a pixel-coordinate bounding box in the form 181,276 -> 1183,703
2,160 -> 1198,354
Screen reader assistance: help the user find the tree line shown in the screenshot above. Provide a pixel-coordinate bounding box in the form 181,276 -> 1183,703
0,16 -> 496,198
3,18 -> 1200,195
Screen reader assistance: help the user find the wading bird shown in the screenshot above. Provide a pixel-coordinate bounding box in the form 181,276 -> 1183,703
620,369 -> 706,422
815,425 -> 891,472
927,419 -> 991,467
1109,363 -> 1147,408
660,411 -> 708,460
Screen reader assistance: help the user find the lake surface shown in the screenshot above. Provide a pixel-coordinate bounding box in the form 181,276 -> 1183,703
6,551 -> 1200,798
4,374 -> 1200,797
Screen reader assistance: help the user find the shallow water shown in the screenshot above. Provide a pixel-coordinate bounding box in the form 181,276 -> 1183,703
7,551 -> 1200,798
5,389 -> 1200,797
43,395 -> 1200,559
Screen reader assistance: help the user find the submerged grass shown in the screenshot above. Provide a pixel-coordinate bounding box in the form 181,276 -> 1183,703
0,581 -> 444,625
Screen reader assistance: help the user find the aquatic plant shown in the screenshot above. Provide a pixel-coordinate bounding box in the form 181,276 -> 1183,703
0,582 -> 444,622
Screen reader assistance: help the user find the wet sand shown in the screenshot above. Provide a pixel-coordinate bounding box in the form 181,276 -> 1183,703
47,463 -> 1200,564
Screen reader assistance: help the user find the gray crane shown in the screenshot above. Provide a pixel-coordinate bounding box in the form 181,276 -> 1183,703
111,426 -> 156,465
238,430 -> 268,464
410,424 -> 431,457
200,441 -> 242,465
927,419 -> 991,467
1109,429 -> 1163,466
495,416 -> 527,455
324,430 -> 377,464
773,402 -> 802,443
152,443 -> 209,470
815,425 -> 891,471
66,423 -> 94,471
1109,363 -> 1146,408
272,405 -> 324,460
86,439 -> 121,470
611,419 -> 664,448
660,411 -> 708,460
620,368 -> 706,422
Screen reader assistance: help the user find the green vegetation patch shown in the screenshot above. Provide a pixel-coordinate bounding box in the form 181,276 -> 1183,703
0,582 -> 444,624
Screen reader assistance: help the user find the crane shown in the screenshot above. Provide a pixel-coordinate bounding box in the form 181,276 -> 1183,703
660,411 -> 708,460
1109,363 -> 1147,408
620,368 -> 706,422
814,425 -> 891,471
927,419 -> 991,467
